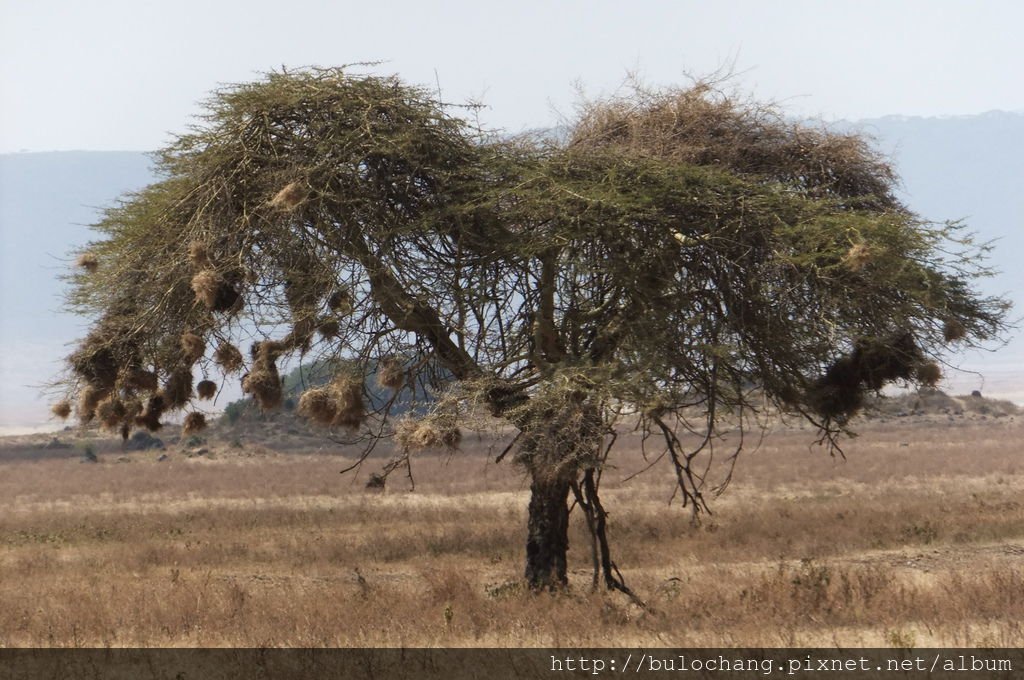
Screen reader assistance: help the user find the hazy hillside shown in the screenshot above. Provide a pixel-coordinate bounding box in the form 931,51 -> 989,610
0,152 -> 156,428
851,111 -> 1024,300
1,112 -> 1022,427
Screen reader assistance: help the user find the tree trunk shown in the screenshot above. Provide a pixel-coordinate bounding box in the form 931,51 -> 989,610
524,471 -> 572,590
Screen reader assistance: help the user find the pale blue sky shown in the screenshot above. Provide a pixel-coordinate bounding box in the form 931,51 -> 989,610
2,0 -> 1023,430
2,0 -> 1024,152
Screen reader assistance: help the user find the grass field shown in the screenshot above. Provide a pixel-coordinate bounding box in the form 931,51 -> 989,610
1,412 -> 1023,647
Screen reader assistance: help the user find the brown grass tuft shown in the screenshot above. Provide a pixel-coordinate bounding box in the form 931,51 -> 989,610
182,412 -> 207,435
51,400 -> 72,420
75,252 -> 99,272
214,342 -> 244,373
944,319 -> 967,343
180,333 -> 206,364
376,358 -> 406,391
196,380 -> 218,400
269,181 -> 305,209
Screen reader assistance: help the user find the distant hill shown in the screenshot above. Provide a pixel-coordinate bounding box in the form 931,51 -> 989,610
1,112 -> 1022,427
848,112 -> 1024,304
0,151 -> 156,428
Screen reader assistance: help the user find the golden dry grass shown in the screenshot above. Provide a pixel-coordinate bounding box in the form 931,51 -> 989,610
1,417 -> 1023,647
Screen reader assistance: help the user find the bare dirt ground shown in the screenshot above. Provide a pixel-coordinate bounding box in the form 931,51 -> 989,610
1,398 -> 1022,647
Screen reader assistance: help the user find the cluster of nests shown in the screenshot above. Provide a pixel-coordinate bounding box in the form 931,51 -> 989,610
187,242 -> 242,314
62,238 -> 357,438
53,327 -> 249,438
807,329 -> 952,422
294,359 -> 405,431
295,373 -> 366,430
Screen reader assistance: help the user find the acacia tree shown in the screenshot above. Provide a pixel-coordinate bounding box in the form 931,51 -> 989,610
57,68 -> 1008,592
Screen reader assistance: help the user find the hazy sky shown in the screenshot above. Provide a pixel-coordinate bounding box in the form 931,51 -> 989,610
3,0 -> 1024,152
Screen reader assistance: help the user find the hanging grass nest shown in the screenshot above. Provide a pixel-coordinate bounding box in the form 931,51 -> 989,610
51,400 -> 72,420
853,333 -> 919,390
329,374 -> 366,430
70,342 -> 120,393
95,395 -> 127,430
180,332 -> 206,364
317,318 -> 341,339
807,332 -> 923,421
288,315 -> 316,352
376,358 -> 406,391
214,342 -> 244,373
327,288 -> 353,316
943,319 -> 967,343
241,341 -> 283,410
135,395 -> 165,431
394,416 -> 461,451
182,412 -> 207,435
196,380 -> 217,400
77,385 -> 104,424
75,252 -> 99,273
191,270 -> 242,313
188,241 -> 210,268
125,368 -> 159,392
269,181 -> 306,210
122,398 -> 143,422
297,387 -> 338,426
162,368 -> 193,408
296,374 -> 366,430
842,242 -> 874,272
191,270 -> 220,307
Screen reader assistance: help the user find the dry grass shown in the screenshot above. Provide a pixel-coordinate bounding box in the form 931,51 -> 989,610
1,418 -> 1023,647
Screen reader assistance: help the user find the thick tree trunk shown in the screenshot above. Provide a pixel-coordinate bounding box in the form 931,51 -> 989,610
524,472 -> 572,590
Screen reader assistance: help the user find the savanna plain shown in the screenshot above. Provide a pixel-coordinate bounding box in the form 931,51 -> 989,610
2,398 -> 1023,648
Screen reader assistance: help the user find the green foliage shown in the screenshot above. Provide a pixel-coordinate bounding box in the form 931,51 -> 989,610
222,400 -> 251,425
58,67 -> 1010,512
282,359 -> 337,395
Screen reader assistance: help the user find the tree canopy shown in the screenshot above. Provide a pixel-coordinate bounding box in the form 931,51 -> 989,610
57,67 -> 1009,591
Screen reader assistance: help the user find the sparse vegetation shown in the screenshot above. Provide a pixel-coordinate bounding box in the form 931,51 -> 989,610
1,418 -> 1023,646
